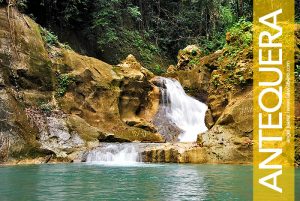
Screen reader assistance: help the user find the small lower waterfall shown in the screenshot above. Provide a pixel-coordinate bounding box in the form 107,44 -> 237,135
159,77 -> 208,142
86,143 -> 140,164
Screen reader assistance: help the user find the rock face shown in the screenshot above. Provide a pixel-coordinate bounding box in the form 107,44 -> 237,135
161,42 -> 253,162
141,143 -> 208,163
0,6 -> 45,162
0,7 -> 163,163
55,51 -> 163,143
200,90 -> 253,163
158,25 -> 300,164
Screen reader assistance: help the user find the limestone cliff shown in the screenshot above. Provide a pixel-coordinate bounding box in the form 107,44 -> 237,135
0,7 -> 163,163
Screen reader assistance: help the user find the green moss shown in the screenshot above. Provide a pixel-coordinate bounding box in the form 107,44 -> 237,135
211,74 -> 221,87
56,74 -> 75,97
189,58 -> 200,65
37,100 -> 53,114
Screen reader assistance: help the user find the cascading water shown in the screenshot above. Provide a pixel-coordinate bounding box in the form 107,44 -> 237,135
160,77 -> 208,142
84,78 -> 207,164
86,143 -> 140,165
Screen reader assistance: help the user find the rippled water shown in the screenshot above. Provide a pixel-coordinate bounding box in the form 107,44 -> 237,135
0,163 -> 299,201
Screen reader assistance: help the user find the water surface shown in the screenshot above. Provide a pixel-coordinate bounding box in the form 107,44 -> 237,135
0,163 -> 299,201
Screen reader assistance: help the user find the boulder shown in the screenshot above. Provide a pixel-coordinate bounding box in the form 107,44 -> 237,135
177,45 -> 202,71
166,65 -> 176,73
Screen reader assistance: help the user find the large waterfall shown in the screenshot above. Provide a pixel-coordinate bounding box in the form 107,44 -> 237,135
86,143 -> 140,165
160,77 -> 208,142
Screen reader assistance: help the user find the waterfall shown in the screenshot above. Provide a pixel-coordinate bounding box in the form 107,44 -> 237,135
160,77 -> 208,142
86,143 -> 140,165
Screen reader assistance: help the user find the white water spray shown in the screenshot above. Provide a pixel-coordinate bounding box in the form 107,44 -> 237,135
160,77 -> 208,142
86,143 -> 139,165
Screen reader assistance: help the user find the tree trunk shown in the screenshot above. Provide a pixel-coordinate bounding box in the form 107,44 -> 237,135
236,0 -> 239,17
239,0 -> 243,17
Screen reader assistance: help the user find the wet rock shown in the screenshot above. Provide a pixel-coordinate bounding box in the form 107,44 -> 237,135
67,114 -> 107,142
205,109 -> 214,129
125,119 -> 157,133
152,107 -> 181,142
47,117 -> 71,141
141,143 -> 208,163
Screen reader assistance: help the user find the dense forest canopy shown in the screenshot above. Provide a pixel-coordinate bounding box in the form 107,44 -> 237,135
1,0 -> 299,69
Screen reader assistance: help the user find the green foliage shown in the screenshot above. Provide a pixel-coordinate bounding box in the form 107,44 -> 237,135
40,27 -> 59,47
189,58 -> 200,66
213,19 -> 253,89
37,0 -> 91,28
296,65 -> 300,82
124,30 -> 159,64
223,19 -> 252,59
227,18 -> 252,48
89,0 -> 159,65
61,0 -> 89,24
229,18 -> 252,48
127,6 -> 141,20
16,0 -> 28,12
296,1 -> 300,24
25,0 -> 255,63
56,74 -> 75,97
220,6 -> 235,27
45,0 -> 250,62
199,34 -> 225,55
91,1 -> 140,46
40,27 -> 73,50
150,65 -> 166,75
